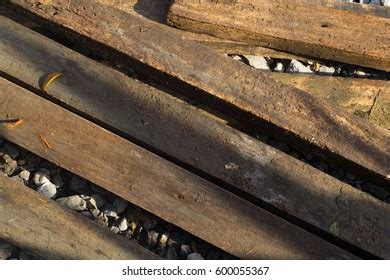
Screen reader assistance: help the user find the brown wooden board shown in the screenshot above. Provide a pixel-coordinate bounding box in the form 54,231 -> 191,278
97,0 -> 390,62
269,73 -> 390,130
0,78 -> 358,260
0,174 -> 159,260
95,0 -> 318,61
5,0 -> 390,186
167,0 -> 390,71
1,18 -> 388,258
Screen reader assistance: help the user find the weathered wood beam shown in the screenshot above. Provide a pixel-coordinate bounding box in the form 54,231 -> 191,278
0,79 -> 357,260
6,0 -> 389,186
0,174 -> 159,260
167,0 -> 390,71
1,18 -> 388,258
96,0 -> 317,61
269,73 -> 390,130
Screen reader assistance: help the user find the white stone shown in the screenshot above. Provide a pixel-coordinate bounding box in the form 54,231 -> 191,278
243,55 -> 269,70
37,181 -> 57,199
118,218 -> 128,231
286,60 -> 313,74
33,170 -> 50,186
57,195 -> 87,211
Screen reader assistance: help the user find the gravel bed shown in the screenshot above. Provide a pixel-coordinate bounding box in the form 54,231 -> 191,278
231,55 -> 389,80
0,138 -> 234,260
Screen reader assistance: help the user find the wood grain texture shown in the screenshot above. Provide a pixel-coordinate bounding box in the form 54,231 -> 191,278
6,0 -> 389,185
168,0 -> 390,71
1,17 -> 388,258
0,79 -> 358,260
269,73 -> 390,130
95,0 -> 316,60
0,174 -> 159,260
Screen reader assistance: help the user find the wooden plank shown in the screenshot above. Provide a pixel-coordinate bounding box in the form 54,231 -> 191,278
98,0 -> 390,61
0,174 -> 159,260
269,73 -> 390,130
96,0 -> 317,60
167,0 -> 390,71
6,0 -> 390,186
0,79 -> 357,260
0,19 -> 388,258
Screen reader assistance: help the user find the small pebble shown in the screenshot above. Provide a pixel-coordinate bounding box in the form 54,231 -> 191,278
110,226 -> 120,234
286,60 -> 313,74
96,212 -> 109,227
166,247 -> 178,260
117,217 -> 128,231
243,55 -> 270,71
146,230 -> 159,249
187,253 -> 204,260
318,66 -> 335,76
36,181 -> 57,199
113,198 -> 127,214
90,208 -> 100,218
33,170 -> 50,186
103,203 -> 118,218
57,195 -> 87,211
179,244 -> 192,260
0,153 -> 18,176
17,170 -> 30,183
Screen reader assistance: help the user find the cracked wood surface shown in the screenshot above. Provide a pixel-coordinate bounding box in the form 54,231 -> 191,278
0,174 -> 159,260
0,79 -> 359,260
168,0 -> 390,71
6,0 -> 389,185
1,17 -> 389,258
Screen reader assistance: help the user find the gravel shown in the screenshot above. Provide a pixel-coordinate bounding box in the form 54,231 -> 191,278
113,197 -> 128,214
56,195 -> 87,211
33,170 -> 51,186
36,181 -> 57,199
0,150 -> 17,176
286,60 -> 313,74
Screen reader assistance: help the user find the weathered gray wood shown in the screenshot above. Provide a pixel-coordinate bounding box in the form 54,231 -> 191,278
0,16 -> 389,258
0,79 -> 359,260
168,0 -> 390,71
6,0 -> 389,186
0,174 -> 159,260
